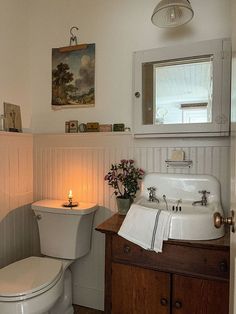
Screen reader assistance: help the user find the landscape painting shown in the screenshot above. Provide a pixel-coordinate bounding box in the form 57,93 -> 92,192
52,43 -> 95,109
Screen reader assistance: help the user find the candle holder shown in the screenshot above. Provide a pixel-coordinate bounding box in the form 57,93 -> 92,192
63,197 -> 78,208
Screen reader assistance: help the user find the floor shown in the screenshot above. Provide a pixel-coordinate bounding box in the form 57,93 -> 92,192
73,305 -> 104,314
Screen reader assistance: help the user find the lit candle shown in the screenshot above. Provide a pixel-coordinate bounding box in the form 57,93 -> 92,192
63,189 -> 78,208
68,190 -> 73,198
68,190 -> 73,202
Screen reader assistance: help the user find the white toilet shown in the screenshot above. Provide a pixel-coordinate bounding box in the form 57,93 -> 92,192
0,199 -> 97,314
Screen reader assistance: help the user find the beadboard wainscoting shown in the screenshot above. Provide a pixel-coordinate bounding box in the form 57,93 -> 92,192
0,133 -> 40,269
134,137 -> 230,212
33,133 -> 230,310
0,204 -> 40,268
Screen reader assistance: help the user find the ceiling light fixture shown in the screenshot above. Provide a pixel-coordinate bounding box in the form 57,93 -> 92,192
151,0 -> 194,28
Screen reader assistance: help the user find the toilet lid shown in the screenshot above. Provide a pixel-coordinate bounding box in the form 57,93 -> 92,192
0,256 -> 63,298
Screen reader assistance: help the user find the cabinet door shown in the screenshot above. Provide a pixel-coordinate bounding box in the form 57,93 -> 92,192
111,262 -> 170,314
172,274 -> 229,314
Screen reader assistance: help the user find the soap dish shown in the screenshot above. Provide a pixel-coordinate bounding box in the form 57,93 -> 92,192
165,160 -> 193,168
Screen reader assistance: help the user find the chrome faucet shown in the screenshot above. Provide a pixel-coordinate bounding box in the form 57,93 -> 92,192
147,187 -> 159,203
192,190 -> 210,206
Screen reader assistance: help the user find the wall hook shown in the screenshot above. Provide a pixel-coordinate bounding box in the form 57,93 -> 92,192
70,26 -> 79,46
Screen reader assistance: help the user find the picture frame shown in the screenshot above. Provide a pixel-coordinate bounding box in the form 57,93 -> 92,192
4,102 -> 22,132
52,43 -> 95,110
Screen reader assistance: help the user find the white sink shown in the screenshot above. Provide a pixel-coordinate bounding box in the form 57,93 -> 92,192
136,173 -> 225,241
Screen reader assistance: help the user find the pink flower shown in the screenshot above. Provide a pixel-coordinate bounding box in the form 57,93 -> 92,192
104,159 -> 145,199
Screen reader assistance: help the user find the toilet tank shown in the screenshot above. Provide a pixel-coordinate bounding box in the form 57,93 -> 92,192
32,200 -> 97,260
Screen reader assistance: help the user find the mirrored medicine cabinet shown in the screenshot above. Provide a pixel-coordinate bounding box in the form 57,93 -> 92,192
133,38 -> 231,138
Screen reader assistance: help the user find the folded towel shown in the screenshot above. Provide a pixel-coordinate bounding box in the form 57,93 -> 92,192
118,204 -> 158,250
118,204 -> 172,253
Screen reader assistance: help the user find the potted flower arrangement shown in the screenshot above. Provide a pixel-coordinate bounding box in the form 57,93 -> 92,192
104,159 -> 145,215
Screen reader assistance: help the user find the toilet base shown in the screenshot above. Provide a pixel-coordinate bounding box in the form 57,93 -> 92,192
64,307 -> 74,314
49,268 -> 74,314
47,307 -> 73,314
46,308 -> 73,314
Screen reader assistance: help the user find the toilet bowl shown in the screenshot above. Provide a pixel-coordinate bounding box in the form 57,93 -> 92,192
0,200 -> 97,314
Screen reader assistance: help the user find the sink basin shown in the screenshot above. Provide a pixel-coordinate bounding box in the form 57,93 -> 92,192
137,199 -> 224,240
135,173 -> 225,241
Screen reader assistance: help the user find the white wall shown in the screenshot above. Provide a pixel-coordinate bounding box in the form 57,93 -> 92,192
0,0 -> 31,130
0,0 -> 232,310
0,0 -> 230,132
0,0 -> 38,278
0,133 -> 33,221
0,133 -> 39,268
28,0 -> 231,133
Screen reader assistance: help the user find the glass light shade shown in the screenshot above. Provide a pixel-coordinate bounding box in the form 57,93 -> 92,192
151,0 -> 194,28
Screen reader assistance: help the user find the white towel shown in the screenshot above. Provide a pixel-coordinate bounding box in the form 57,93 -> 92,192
118,204 -> 172,253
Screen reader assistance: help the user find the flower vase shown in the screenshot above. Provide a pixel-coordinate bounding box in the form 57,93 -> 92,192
116,197 -> 133,215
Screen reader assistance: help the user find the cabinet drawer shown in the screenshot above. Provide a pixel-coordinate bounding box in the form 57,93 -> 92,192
112,235 -> 229,281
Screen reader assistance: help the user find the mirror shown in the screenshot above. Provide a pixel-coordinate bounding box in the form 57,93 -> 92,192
133,38 -> 231,137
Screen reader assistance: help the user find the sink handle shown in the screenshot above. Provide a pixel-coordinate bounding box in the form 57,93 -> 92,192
147,187 -> 156,192
198,190 -> 210,195
198,190 -> 210,206
147,187 -> 159,202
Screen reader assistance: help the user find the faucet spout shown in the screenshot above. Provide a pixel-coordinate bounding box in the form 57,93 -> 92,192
192,200 -> 203,206
192,190 -> 210,206
163,195 -> 168,210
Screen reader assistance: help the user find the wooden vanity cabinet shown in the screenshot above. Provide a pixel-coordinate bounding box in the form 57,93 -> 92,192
172,274 -> 228,314
96,214 -> 230,314
112,263 -> 170,314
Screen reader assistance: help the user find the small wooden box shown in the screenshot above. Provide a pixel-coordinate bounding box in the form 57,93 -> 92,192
99,124 -> 112,132
69,120 -> 78,133
86,122 -> 99,132
113,123 -> 125,132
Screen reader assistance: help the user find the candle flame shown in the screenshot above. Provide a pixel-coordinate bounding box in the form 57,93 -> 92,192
68,190 -> 73,199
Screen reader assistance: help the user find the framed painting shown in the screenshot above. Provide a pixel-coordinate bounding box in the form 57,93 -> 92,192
52,43 -> 95,109
4,102 -> 22,132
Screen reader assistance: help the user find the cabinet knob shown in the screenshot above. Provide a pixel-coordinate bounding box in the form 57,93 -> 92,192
219,261 -> 228,272
123,245 -> 131,254
160,298 -> 168,306
174,301 -> 182,309
134,92 -> 141,98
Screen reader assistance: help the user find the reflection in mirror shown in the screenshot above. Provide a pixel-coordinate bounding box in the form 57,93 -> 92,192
142,56 -> 213,125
